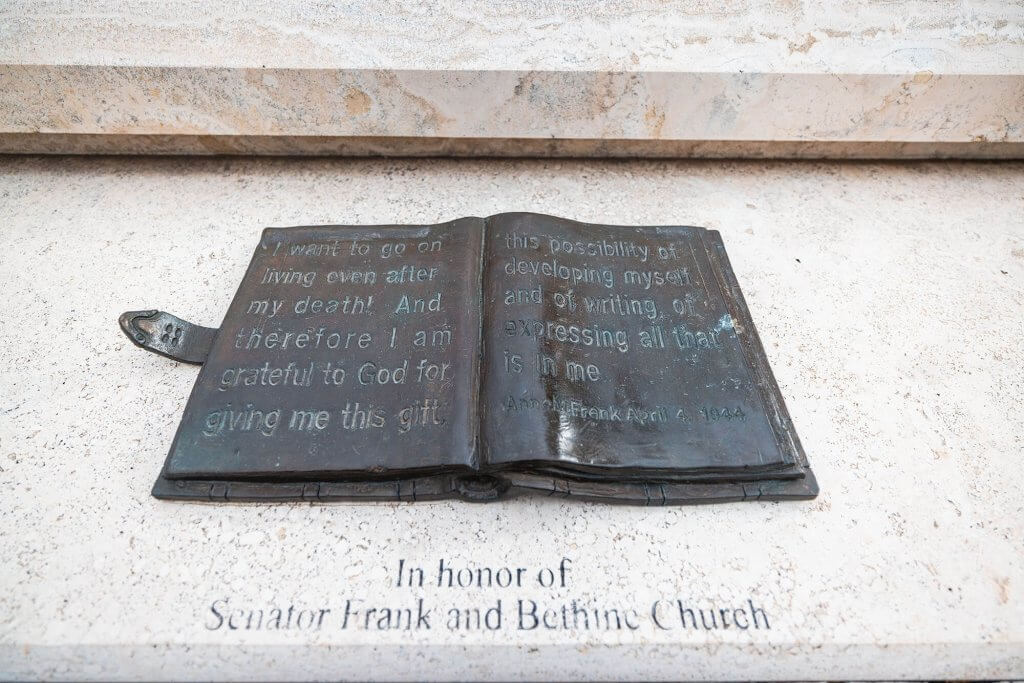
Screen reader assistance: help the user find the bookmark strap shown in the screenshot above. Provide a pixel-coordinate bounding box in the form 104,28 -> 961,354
119,309 -> 218,365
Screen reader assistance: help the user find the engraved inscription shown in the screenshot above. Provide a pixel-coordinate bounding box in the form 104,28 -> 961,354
202,557 -> 774,635
480,214 -> 787,473
164,222 -> 481,477
158,214 -> 803,490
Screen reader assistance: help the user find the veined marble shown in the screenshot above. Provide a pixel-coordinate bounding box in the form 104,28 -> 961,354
1,1 -> 1021,157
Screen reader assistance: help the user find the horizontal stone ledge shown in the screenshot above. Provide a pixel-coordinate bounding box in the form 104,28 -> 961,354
3,134 -> 1023,160
2,641 -> 1022,680
2,66 -> 1021,158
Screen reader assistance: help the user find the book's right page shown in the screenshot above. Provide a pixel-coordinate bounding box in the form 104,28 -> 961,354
480,213 -> 804,480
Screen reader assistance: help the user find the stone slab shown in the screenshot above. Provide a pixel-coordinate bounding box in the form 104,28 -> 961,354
1,1 -> 1022,157
0,156 -> 1022,680
6,0 -> 1022,73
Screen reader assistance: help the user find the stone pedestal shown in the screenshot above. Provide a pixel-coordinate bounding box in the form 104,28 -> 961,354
1,156 -> 1021,679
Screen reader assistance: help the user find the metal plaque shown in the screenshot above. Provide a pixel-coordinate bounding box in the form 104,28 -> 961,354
120,213 -> 817,504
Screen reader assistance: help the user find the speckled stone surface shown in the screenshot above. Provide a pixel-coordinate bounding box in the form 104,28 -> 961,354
1,1 -> 1022,156
0,156 -> 1022,680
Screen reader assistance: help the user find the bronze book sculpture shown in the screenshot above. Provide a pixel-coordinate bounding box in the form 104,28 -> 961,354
120,213 -> 817,504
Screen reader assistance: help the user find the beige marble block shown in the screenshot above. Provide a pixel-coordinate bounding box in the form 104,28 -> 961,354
1,1 -> 1022,157
0,156 -> 1021,680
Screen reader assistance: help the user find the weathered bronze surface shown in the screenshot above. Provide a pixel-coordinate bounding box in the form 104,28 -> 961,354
121,213 -> 817,504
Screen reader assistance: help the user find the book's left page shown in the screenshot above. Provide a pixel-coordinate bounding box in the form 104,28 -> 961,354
161,219 -> 484,481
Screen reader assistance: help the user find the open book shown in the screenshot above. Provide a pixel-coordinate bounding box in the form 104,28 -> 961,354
121,213 -> 817,504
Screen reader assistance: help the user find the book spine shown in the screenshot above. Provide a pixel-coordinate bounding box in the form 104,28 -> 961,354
470,216 -> 488,471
